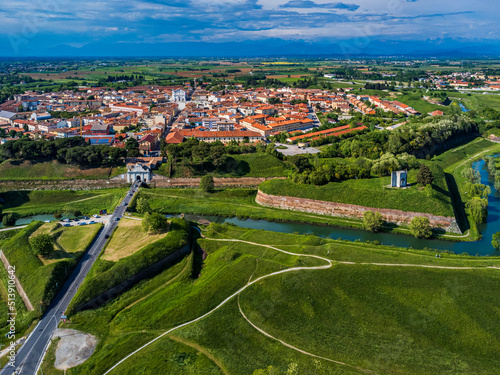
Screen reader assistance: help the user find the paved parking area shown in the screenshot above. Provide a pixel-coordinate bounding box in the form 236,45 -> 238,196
57,214 -> 113,227
275,143 -> 321,156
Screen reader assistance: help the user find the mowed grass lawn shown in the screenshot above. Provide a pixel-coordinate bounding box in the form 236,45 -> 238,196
0,160 -> 126,180
102,218 -> 167,261
54,225 -> 500,375
1,188 -> 127,217
259,164 -> 454,217
30,222 -> 102,264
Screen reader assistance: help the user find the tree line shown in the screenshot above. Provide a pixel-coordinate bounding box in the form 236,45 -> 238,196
0,137 -> 126,167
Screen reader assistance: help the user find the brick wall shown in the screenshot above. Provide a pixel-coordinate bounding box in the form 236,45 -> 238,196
256,190 -> 460,233
152,175 -> 285,188
0,179 -> 129,191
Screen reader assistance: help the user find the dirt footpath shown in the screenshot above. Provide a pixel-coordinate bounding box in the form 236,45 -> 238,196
54,329 -> 97,370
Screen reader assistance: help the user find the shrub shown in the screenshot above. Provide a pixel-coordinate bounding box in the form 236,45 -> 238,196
2,213 -> 19,226
492,232 -> 500,250
200,175 -> 215,192
30,234 -> 54,257
416,164 -> 434,186
410,216 -> 432,238
363,211 -> 383,232
143,212 -> 168,234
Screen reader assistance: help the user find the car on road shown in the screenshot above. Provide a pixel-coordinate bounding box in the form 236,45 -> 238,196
114,217 -> 120,221
105,234 -> 110,238
123,202 -> 128,206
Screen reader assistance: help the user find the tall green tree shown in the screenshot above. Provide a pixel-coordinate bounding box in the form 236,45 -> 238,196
416,164 -> 434,186
200,175 -> 215,192
492,232 -> 500,250
142,212 -> 168,234
409,216 -> 432,238
30,234 -> 54,257
136,197 -> 151,214
467,197 -> 489,224
363,210 -> 383,232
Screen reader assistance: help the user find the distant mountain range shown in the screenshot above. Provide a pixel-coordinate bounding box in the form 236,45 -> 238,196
2,38 -> 500,58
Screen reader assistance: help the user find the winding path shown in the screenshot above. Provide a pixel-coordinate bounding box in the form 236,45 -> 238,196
103,237 -> 499,375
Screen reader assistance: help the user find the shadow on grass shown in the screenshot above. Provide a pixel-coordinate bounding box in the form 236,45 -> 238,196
444,172 -> 470,233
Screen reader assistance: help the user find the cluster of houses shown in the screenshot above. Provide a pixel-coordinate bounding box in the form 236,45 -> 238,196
0,81 -> 432,151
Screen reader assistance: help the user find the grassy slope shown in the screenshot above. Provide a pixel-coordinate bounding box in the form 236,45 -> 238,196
0,160 -> 126,180
0,222 -> 101,338
54,225 -> 500,375
432,137 -> 500,235
141,188 -> 367,229
259,164 -> 454,217
157,153 -> 288,178
30,222 -> 102,263
1,188 -> 127,217
101,218 -> 166,261
68,218 -> 190,311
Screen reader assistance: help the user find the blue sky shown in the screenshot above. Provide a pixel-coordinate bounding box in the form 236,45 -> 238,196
1,0 -> 500,56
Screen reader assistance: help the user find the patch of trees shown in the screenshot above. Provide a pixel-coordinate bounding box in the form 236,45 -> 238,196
462,165 -> 490,224
200,175 -> 215,192
485,156 -> 500,191
142,212 -> 168,234
410,216 -> 432,238
162,138 -> 282,177
105,74 -> 144,82
492,232 -> 500,251
320,116 -> 478,160
363,211 -> 384,232
0,137 -> 127,167
364,83 -> 389,90
416,164 -> 434,186
30,234 -> 54,257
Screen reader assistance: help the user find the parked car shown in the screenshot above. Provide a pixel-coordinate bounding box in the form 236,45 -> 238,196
44,220 -> 51,223
62,219 -> 70,222
78,222 -> 87,226
88,221 -> 97,224
83,216 -> 89,220
63,224 -> 71,227
93,214 -> 100,218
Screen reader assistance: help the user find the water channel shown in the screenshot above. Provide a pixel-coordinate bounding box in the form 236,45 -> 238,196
186,156 -> 500,256
6,157 -> 499,256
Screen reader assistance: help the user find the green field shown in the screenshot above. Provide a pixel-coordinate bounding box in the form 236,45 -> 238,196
0,222 -> 101,340
1,188 -> 127,217
158,153 -> 289,178
45,224 -> 500,375
259,164 -> 454,217
467,94 -> 500,111
0,160 -> 126,180
138,188 -> 369,230
68,218 -> 190,311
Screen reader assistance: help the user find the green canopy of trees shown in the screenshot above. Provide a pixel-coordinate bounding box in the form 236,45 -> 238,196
30,234 -> 54,257
410,216 -> 432,238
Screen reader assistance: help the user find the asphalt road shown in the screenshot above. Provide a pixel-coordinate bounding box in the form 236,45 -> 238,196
0,184 -> 139,375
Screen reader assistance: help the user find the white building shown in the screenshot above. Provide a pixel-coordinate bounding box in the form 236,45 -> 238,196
126,163 -> 151,183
